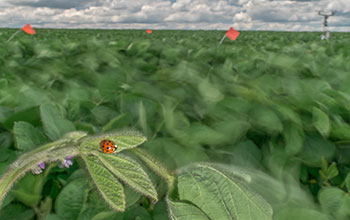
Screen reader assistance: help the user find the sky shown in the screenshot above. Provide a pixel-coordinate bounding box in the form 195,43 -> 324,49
0,0 -> 349,31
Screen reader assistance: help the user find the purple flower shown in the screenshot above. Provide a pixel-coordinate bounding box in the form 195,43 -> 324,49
58,156 -> 73,169
32,162 -> 45,175
39,162 -> 45,169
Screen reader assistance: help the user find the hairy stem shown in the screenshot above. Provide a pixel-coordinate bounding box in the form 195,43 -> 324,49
0,140 -> 80,207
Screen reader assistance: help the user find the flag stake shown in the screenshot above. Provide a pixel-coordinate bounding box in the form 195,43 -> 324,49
219,34 -> 226,45
6,30 -> 21,42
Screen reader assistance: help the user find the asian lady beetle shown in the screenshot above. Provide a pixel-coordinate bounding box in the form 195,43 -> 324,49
100,139 -> 117,154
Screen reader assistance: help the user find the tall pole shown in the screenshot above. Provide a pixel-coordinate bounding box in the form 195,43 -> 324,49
318,10 -> 335,40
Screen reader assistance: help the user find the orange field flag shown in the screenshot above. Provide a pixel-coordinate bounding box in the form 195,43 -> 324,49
21,24 -> 36,35
219,26 -> 240,45
226,27 -> 239,40
146,29 -> 152,34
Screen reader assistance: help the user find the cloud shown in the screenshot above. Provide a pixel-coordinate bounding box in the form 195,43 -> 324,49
0,0 -> 349,31
8,0 -> 91,9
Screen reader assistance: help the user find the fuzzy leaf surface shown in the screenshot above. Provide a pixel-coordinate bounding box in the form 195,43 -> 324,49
81,131 -> 147,153
177,163 -> 273,220
167,198 -> 210,220
82,153 -> 125,211
40,103 -> 75,140
98,153 -> 157,201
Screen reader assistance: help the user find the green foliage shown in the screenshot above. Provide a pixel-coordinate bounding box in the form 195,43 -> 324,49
81,153 -> 125,211
167,198 -> 210,220
97,154 -> 158,201
318,187 -> 350,220
0,29 -> 349,219
177,163 -> 273,220
55,178 -> 90,219
40,103 -> 76,140
14,121 -> 49,151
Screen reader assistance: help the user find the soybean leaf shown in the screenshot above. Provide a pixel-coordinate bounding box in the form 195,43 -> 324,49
81,130 -> 147,153
153,201 -> 169,220
81,153 -> 125,211
299,134 -> 336,167
3,106 -> 41,129
11,172 -> 46,208
177,163 -> 273,220
13,121 -> 49,151
122,204 -> 152,220
44,214 -> 63,220
250,107 -> 283,134
55,178 -> 90,220
40,103 -> 75,140
345,173 -> 350,192
274,207 -> 329,220
138,101 -> 149,137
312,107 -> 330,137
102,113 -> 131,132
0,132 -> 13,149
167,198 -> 210,220
90,211 -> 116,220
0,203 -> 34,220
97,153 -> 157,201
230,140 -> 262,169
283,122 -> 304,156
319,187 -> 350,220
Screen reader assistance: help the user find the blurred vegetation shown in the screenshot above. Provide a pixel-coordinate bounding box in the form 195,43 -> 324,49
0,28 -> 349,219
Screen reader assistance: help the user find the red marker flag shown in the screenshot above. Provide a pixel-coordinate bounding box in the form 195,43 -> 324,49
21,24 -> 35,35
225,27 -> 239,41
219,26 -> 240,45
146,29 -> 152,34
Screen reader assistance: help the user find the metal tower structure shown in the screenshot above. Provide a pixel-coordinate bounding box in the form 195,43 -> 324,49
318,10 -> 335,40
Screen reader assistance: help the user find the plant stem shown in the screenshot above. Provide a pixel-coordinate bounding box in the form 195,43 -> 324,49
0,141 -> 79,207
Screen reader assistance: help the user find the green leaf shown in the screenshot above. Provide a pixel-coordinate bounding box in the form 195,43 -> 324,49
13,121 -> 49,151
81,153 -> 125,211
0,203 -> 35,220
167,198 -> 210,220
97,153 -> 157,202
122,204 -> 152,220
92,106 -> 118,126
44,214 -> 63,220
40,103 -> 75,140
250,107 -> 283,134
3,106 -> 41,129
274,207 -> 329,220
102,113 -> 131,132
319,187 -> 350,220
327,162 -> 339,179
55,179 -> 90,220
0,132 -> 13,149
11,172 -> 47,207
312,107 -> 330,137
138,101 -> 149,136
80,130 -> 147,153
198,78 -> 224,103
90,211 -> 116,220
299,135 -> 336,167
230,141 -> 262,169
153,201 -> 169,220
283,122 -> 304,156
177,163 -> 273,220
131,148 -> 175,191
345,173 -> 350,192
124,186 -> 141,208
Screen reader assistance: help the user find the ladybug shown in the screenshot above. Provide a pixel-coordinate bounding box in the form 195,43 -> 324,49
100,139 -> 117,154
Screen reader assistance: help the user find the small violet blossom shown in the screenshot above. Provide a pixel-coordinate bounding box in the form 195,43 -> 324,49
58,156 -> 74,169
32,162 -> 45,175
32,156 -> 73,175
